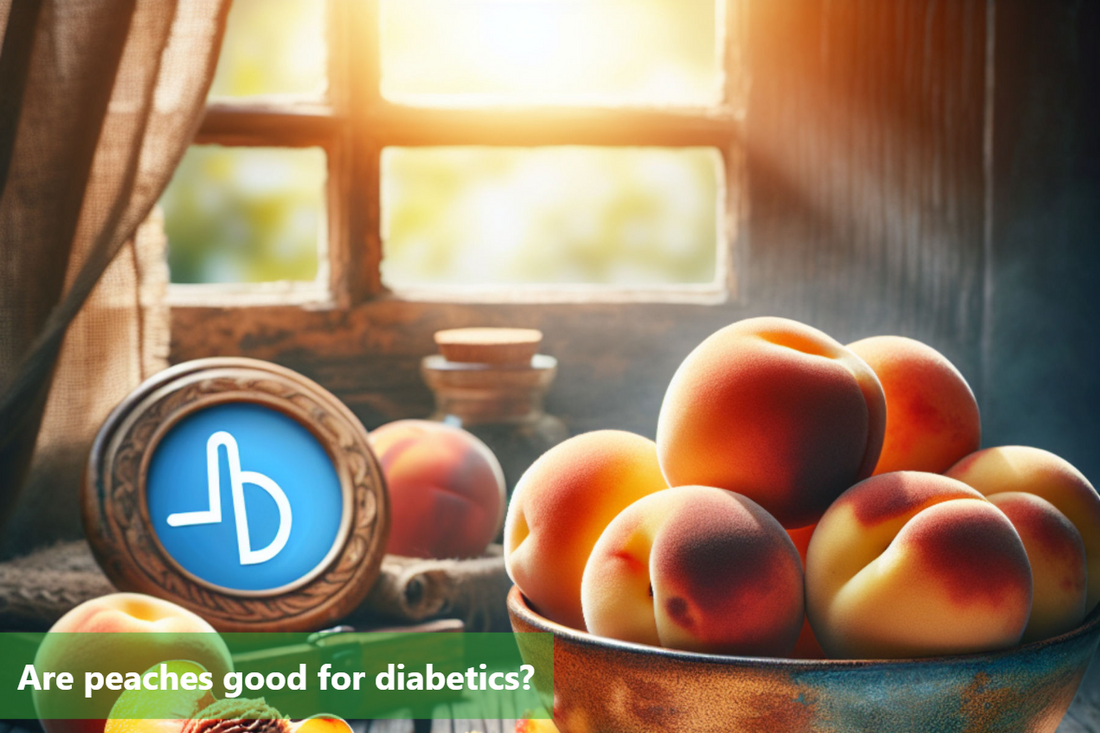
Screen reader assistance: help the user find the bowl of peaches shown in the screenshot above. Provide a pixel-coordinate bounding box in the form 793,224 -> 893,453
503,317 -> 1100,733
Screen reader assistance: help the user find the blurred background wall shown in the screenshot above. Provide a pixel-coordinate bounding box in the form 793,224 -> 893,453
166,0 -> 1100,487
983,0 -> 1100,483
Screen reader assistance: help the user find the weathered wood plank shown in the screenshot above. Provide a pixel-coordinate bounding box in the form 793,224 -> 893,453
363,719 -> 413,733
449,721 -> 485,733
982,0 -> 1100,483
428,714 -> 453,733
742,0 -> 988,373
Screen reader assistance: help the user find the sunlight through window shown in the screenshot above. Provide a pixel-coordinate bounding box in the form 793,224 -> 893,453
380,0 -> 722,107
162,146 -> 326,284
208,0 -> 327,99
381,147 -> 722,288
164,1 -> 734,297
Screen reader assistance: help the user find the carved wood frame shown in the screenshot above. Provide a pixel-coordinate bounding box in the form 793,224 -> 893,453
83,357 -> 390,631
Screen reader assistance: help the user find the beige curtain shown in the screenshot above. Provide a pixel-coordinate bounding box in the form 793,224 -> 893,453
0,0 -> 230,552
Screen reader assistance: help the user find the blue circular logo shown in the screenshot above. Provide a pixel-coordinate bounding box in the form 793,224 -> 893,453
146,402 -> 345,593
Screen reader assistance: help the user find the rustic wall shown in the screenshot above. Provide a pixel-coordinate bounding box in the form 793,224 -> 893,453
171,0 -> 1098,482
173,1 -> 990,423
982,0 -> 1100,480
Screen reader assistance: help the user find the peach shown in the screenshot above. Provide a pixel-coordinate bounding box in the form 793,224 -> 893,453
104,660 -> 216,733
947,445 -> 1100,624
786,524 -> 825,659
581,486 -> 804,656
515,721 -> 560,733
787,524 -> 816,565
370,419 -> 506,559
504,430 -> 670,630
805,472 -> 1032,659
987,492 -> 1087,642
34,593 -> 232,733
656,317 -> 886,529
292,718 -> 354,733
847,335 -> 981,475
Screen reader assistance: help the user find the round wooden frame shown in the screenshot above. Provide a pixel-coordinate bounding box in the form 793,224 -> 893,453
83,357 -> 390,632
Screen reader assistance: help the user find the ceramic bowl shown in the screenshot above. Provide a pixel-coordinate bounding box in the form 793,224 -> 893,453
508,586 -> 1100,733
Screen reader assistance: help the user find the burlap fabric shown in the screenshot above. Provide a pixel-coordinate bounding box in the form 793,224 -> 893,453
0,0 -> 230,553
0,541 -> 512,632
0,214 -> 170,555
0,0 -> 514,635
354,546 -> 512,632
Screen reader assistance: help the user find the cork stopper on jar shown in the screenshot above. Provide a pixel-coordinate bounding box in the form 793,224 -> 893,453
434,328 -> 543,365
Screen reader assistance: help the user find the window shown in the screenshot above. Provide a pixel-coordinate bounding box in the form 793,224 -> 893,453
163,0 -> 743,306
163,146 -> 327,287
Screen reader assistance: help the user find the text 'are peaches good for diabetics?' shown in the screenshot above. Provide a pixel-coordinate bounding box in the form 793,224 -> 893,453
504,316 -> 1100,660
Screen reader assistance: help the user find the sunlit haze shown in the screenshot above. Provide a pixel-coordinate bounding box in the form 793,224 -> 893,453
381,0 -> 722,107
164,1 -> 726,286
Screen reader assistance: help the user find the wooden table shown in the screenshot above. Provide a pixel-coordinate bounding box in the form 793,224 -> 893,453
0,720 -> 517,733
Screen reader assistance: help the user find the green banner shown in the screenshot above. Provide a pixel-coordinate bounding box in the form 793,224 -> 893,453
0,631 -> 552,721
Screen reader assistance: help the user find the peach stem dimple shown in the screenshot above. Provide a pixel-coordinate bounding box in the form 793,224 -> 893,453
754,331 -> 839,359
118,600 -> 164,622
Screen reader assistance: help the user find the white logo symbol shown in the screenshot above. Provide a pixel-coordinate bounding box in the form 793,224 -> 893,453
166,431 -> 293,566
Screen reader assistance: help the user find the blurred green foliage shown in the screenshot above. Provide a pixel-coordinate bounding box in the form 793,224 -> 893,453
382,147 -> 719,286
164,0 -> 327,285
208,0 -> 326,99
162,146 -> 325,284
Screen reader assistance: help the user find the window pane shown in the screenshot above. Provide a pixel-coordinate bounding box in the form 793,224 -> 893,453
380,0 -> 722,107
162,146 -> 326,284
208,0 -> 327,99
381,147 -> 721,288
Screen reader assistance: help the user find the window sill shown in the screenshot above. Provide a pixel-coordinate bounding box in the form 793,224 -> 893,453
380,282 -> 730,306
167,281 -> 731,309
166,282 -> 334,309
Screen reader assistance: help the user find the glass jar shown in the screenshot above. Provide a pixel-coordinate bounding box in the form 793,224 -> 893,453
421,329 -> 568,495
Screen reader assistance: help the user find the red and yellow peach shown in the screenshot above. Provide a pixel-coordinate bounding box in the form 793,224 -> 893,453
805,472 -> 1032,659
847,335 -> 981,475
34,594 -> 233,733
103,661 -> 216,733
514,721 -> 561,733
370,419 -> 506,559
986,492 -> 1086,642
947,445 -> 1100,637
581,486 -> 804,656
786,524 -> 825,659
504,430 -> 670,630
656,317 -> 886,529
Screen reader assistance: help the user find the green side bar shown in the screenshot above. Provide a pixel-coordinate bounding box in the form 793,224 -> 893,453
0,632 -> 552,720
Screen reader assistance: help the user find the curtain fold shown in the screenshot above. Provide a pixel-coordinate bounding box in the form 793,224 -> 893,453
0,0 -> 230,543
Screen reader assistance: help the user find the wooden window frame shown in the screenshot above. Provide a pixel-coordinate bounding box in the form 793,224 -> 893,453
171,0 -> 746,310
